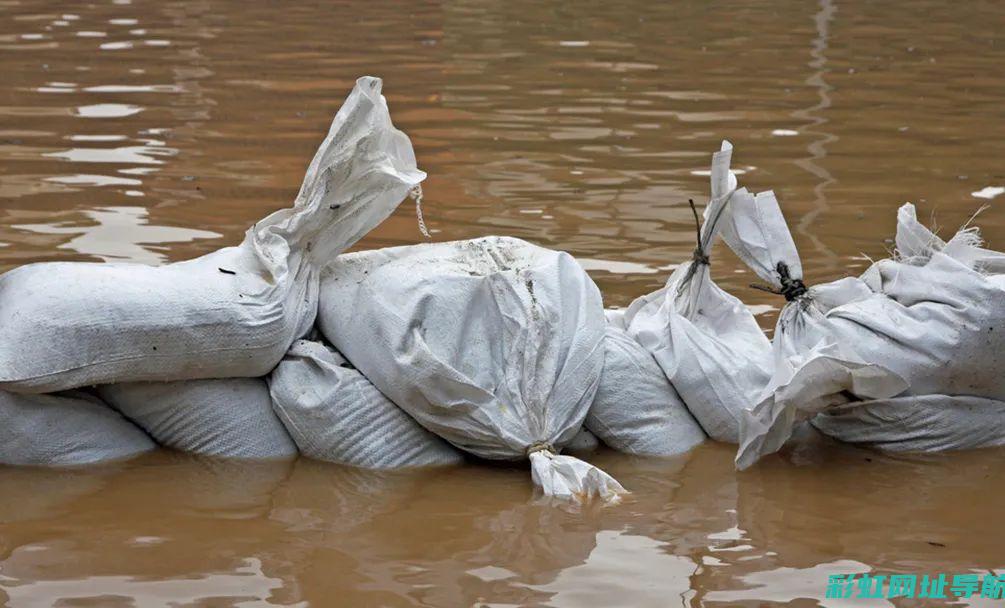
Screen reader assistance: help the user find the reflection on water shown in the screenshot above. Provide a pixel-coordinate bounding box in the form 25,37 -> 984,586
704,560 -> 889,608
0,556 -> 295,608
44,140 -> 174,164
74,103 -> 144,118
530,531 -> 698,607
12,206 -> 219,264
1,0 -> 1004,605
0,446 -> 1000,606
792,0 -> 839,270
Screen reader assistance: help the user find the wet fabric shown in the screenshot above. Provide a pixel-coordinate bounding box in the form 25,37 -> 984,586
622,142 -> 773,444
269,339 -> 463,469
318,236 -> 625,503
0,77 -> 424,393
812,394 -> 1005,453
0,390 -> 155,466
586,324 -> 706,457
98,378 -> 298,460
736,203 -> 1005,468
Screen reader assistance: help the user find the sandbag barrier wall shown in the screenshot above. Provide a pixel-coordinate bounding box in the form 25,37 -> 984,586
1,79 -> 1002,502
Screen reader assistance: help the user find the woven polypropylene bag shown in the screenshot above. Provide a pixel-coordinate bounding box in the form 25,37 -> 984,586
98,378 -> 297,460
585,324 -> 706,457
318,236 -> 625,503
0,76 -> 424,393
812,394 -> 1005,453
735,202 -> 1004,469
269,339 -> 462,469
622,142 -> 773,444
0,390 -> 155,466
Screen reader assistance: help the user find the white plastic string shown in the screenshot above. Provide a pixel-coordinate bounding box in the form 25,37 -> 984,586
410,185 -> 430,238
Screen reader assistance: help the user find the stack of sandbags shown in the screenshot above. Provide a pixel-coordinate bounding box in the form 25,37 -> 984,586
584,310 -> 706,457
618,142 -> 774,445
711,188 -> 905,468
0,76 -> 425,465
269,339 -> 463,468
732,199 -> 1005,468
318,235 -> 626,503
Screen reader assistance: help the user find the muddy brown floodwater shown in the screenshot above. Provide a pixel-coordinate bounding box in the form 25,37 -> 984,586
1,0 -> 1003,606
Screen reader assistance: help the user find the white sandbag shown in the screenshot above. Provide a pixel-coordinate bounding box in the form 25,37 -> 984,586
565,427 -> 601,454
853,205 -> 1005,398
585,325 -> 706,456
842,261 -> 1003,398
720,192 -> 905,468
622,141 -> 773,444
97,378 -> 298,460
812,394 -> 1005,453
269,339 -> 463,469
892,203 -> 1005,274
0,390 -> 155,466
318,236 -> 625,503
735,202 -> 1004,468
603,307 -> 627,329
0,76 -> 424,393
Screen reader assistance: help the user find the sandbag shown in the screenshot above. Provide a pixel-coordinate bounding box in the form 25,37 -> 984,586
720,191 -> 904,468
565,428 -> 602,454
734,202 -> 1004,468
269,339 -> 463,469
622,141 -> 773,444
892,203 -> 1005,274
97,378 -> 298,460
852,206 -> 1005,398
318,236 -> 625,503
0,390 -> 155,466
0,76 -> 424,393
811,394 -> 1005,453
585,324 -> 706,457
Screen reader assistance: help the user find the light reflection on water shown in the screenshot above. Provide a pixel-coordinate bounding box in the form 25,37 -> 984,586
0,555 -> 298,608
0,446 -> 999,606
0,0 -> 1003,605
12,206 -> 219,264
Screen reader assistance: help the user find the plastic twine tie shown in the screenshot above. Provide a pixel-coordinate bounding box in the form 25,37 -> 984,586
776,262 -> 808,301
750,261 -> 808,302
676,196 -> 728,297
410,184 -> 431,239
689,199 -> 711,265
526,442 -> 554,457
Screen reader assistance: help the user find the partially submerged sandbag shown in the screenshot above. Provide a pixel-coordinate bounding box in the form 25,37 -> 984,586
565,428 -> 601,454
0,390 -> 155,466
269,339 -> 463,469
848,205 -> 1005,398
0,76 -> 424,393
318,236 -> 625,503
585,324 -> 706,457
734,201 -> 1004,469
812,394 -> 1005,453
622,141 -> 773,444
97,379 -> 297,460
718,191 -> 905,468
